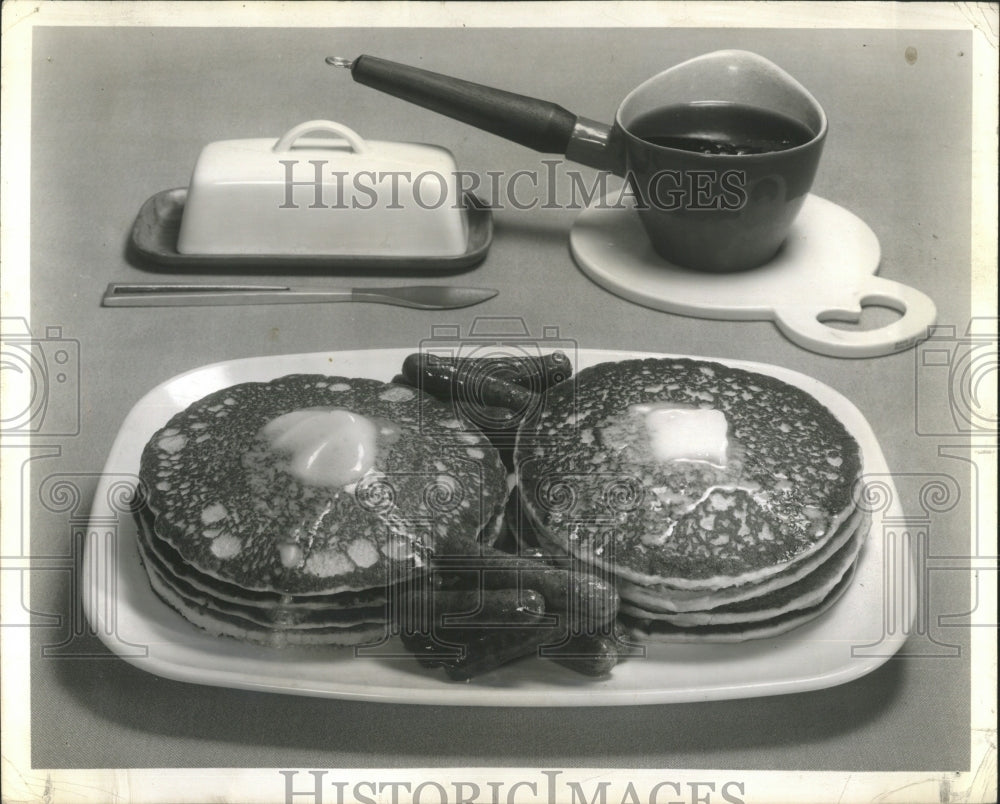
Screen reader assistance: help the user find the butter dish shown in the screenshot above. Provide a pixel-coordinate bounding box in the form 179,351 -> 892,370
129,120 -> 492,271
129,188 -> 491,273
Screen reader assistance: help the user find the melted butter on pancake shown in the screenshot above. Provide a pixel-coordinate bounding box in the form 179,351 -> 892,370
261,407 -> 400,488
253,407 -> 407,573
632,404 -> 729,467
600,403 -> 754,531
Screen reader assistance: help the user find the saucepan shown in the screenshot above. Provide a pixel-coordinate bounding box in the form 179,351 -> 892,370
329,50 -> 827,273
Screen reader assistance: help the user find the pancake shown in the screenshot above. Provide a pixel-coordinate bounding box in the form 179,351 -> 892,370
620,561 -> 858,643
136,512 -> 390,628
136,506 -> 391,611
509,482 -> 868,633
615,509 -> 869,613
515,358 -> 863,592
136,373 -> 508,646
618,515 -> 867,626
142,559 -> 388,648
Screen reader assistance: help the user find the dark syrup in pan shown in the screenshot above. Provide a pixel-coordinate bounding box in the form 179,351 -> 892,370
632,102 -> 815,155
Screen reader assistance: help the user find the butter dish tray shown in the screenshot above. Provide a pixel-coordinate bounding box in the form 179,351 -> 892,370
128,188 -> 492,272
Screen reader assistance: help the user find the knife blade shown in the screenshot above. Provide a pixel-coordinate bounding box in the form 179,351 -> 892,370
102,284 -> 499,310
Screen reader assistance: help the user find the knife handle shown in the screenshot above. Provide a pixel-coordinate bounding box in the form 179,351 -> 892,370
101,284 -> 343,307
105,283 -> 291,295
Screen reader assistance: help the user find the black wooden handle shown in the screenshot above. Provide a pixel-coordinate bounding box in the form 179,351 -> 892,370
350,55 -> 577,155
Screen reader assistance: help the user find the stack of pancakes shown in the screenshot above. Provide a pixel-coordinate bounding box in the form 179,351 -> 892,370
135,373 -> 508,647
515,358 -> 867,643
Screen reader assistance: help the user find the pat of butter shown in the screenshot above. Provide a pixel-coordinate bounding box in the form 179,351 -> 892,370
635,405 -> 728,466
262,407 -> 377,486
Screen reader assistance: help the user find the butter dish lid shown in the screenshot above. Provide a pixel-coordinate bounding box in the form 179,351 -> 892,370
176,120 -> 475,259
190,119 -> 461,181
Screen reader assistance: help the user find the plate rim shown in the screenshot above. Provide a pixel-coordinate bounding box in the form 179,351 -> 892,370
82,347 -> 913,706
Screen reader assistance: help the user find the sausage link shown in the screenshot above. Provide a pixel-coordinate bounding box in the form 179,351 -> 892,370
442,625 -> 564,681
401,353 -> 538,413
432,352 -> 572,391
431,548 -> 619,630
544,633 -> 621,677
399,587 -> 548,666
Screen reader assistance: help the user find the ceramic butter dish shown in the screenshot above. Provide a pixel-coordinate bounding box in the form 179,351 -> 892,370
176,120 -> 469,257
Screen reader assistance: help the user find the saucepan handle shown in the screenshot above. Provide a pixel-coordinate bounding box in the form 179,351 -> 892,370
347,55 -> 579,155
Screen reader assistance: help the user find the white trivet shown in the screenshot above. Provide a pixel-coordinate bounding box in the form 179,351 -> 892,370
570,193 -> 936,358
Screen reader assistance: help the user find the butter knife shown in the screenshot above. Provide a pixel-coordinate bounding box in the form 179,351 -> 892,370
102,283 -> 498,310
